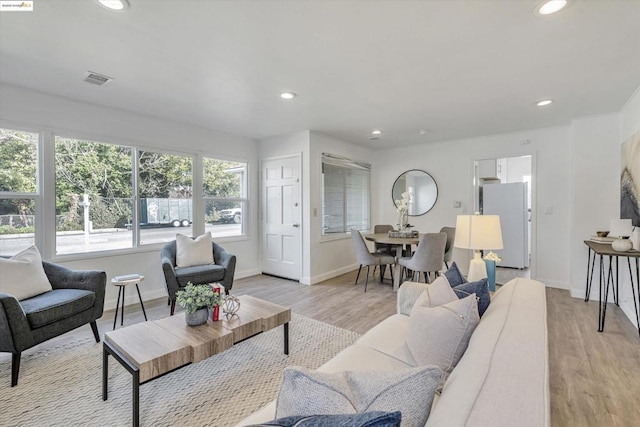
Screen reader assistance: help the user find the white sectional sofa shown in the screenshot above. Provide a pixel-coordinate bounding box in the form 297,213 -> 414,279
238,278 -> 550,427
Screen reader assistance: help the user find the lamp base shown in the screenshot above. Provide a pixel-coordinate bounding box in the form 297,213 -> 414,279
467,251 -> 488,282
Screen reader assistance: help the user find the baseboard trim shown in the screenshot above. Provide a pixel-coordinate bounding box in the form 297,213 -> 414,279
308,264 -> 359,285
534,279 -> 569,290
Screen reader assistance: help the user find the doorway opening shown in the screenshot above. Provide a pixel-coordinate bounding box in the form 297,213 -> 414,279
473,155 -> 534,283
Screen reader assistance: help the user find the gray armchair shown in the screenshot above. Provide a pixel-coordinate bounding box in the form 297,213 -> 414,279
161,240 -> 236,315
0,260 -> 106,387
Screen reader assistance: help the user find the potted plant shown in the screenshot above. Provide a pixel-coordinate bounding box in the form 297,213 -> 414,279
175,283 -> 222,326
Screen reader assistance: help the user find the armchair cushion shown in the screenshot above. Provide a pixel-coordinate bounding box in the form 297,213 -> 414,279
176,232 -> 214,267
175,264 -> 226,287
0,246 -> 53,301
20,289 -> 96,329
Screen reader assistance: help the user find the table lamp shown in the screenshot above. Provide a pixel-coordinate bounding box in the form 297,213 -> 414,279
454,213 -> 504,282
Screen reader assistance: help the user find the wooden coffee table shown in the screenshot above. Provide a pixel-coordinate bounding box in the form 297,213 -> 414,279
102,295 -> 291,426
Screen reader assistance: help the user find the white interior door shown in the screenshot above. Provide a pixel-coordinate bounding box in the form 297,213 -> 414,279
261,156 -> 301,280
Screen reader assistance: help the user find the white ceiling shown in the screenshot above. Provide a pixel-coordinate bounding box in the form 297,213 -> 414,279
0,0 -> 639,149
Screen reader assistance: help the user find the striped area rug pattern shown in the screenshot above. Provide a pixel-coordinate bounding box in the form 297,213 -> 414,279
0,314 -> 360,427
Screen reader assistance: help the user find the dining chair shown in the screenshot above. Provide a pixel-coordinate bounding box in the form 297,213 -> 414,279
351,230 -> 395,292
398,232 -> 447,284
439,226 -> 456,269
373,224 -> 395,278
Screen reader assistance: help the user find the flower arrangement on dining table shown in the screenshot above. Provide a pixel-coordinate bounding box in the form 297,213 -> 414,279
395,191 -> 410,230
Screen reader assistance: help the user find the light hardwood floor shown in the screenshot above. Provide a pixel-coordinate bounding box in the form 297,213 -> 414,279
4,271 -> 640,426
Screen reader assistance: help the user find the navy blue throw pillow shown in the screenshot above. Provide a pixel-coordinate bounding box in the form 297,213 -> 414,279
252,411 -> 402,427
444,262 -> 467,287
453,278 -> 490,317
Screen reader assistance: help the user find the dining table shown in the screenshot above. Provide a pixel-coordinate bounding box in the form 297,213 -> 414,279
364,232 -> 422,291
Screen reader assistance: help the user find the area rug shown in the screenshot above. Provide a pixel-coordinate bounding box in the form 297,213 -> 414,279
0,314 -> 360,426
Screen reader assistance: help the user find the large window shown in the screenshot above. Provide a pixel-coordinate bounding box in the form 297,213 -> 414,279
322,153 -> 371,235
0,128 -> 39,256
55,137 -> 134,254
4,130 -> 247,257
138,150 -> 193,245
203,158 -> 247,238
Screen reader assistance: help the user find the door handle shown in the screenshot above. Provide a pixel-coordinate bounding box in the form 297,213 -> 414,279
292,224 -> 300,228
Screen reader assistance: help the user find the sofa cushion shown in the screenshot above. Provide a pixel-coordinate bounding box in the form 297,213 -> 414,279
20,289 -> 96,329
425,278 -> 549,427
175,264 -> 225,287
451,277 -> 491,317
253,411 -> 401,427
443,262 -> 466,287
0,245 -> 53,301
319,343 -> 413,373
275,366 -> 442,427
406,294 -> 480,374
356,314 -> 416,366
176,232 -> 214,268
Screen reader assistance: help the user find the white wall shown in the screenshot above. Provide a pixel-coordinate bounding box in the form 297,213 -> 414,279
372,126 -> 572,289
569,113 -> 621,300
308,132 -> 373,284
258,131 -> 373,285
0,84 -> 260,311
568,85 -> 640,327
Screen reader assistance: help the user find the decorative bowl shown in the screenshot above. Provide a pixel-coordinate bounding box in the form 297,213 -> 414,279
596,231 -> 609,237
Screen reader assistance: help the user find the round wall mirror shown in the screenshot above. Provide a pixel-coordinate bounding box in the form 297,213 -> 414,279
392,169 -> 438,216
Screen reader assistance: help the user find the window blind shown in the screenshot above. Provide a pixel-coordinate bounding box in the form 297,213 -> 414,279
322,153 -> 371,234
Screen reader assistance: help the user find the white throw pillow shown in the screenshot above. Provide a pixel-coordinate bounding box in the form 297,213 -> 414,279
406,294 -> 480,374
275,366 -> 442,427
413,275 -> 459,308
176,232 -> 214,268
0,245 -> 53,300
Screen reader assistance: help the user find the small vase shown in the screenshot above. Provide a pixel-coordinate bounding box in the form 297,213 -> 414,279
612,238 -> 633,252
185,307 -> 209,326
484,259 -> 496,292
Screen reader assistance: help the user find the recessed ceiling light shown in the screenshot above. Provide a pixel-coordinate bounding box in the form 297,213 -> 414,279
419,130 -> 431,135
536,99 -> 554,107
536,0 -> 567,15
97,0 -> 129,11
280,92 -> 296,100
371,130 -> 382,135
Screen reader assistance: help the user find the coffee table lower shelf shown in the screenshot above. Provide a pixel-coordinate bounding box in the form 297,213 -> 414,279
101,296 -> 290,427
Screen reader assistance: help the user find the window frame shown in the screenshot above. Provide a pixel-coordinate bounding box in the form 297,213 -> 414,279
0,126 -> 43,255
202,156 -> 249,238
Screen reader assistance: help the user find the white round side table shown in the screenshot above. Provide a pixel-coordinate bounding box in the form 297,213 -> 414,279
111,274 -> 147,330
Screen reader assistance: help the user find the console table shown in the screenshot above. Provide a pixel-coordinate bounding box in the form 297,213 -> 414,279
584,240 -> 640,336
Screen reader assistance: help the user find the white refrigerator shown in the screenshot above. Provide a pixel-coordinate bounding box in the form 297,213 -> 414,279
482,182 -> 529,269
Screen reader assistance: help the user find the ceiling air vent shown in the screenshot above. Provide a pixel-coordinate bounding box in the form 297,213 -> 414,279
83,71 -> 113,86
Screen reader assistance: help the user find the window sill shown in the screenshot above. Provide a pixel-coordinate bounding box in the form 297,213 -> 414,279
50,235 -> 252,262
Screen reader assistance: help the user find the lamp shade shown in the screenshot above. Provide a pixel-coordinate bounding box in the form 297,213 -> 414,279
454,214 -> 504,250
610,219 -> 633,238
